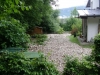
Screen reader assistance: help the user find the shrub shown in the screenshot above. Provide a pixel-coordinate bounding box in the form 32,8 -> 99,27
32,34 -> 47,45
92,34 -> 100,75
53,24 -> 64,34
56,27 -> 64,34
0,51 -> 59,75
71,24 -> 78,35
93,34 -> 100,63
0,18 -> 30,49
0,52 -> 31,75
30,55 -> 59,75
32,34 -> 47,38
63,56 -> 98,75
71,23 -> 81,36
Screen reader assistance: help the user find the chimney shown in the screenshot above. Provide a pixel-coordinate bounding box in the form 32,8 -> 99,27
99,0 -> 100,8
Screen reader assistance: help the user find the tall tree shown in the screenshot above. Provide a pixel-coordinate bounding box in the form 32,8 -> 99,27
0,0 -> 30,19
71,8 -> 78,17
10,0 -> 59,33
0,0 -> 30,49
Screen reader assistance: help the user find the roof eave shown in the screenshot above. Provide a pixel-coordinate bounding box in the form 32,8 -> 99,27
78,15 -> 100,18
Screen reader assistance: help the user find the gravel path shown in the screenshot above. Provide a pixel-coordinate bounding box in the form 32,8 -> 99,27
29,34 -> 92,73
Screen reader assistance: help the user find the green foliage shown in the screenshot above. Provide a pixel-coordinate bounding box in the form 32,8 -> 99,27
68,35 -> 93,48
50,21 -> 64,34
71,19 -> 82,35
32,34 -> 47,45
11,0 -> 56,33
61,8 -> 81,32
32,34 -> 47,38
0,18 -> 30,49
0,0 -> 31,50
0,52 -> 31,75
92,34 -> 100,75
0,51 -> 59,75
62,18 -> 77,31
55,27 -> 64,34
0,0 -> 31,18
63,56 -> 98,75
30,55 -> 59,75
93,34 -> 100,63
71,8 -> 78,17
10,0 -> 62,34
52,10 -> 60,19
50,10 -> 64,34
40,9 -> 62,33
68,35 -> 80,45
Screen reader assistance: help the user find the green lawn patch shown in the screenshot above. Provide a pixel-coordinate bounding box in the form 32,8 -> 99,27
68,35 -> 93,48
68,35 -> 80,45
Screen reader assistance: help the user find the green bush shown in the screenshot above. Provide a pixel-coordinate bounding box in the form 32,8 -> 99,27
52,23 -> 64,34
0,52 -> 31,75
55,27 -> 64,34
0,51 -> 59,75
0,18 -> 30,49
93,34 -> 100,63
92,34 -> 100,75
63,56 -> 98,75
30,55 -> 59,75
32,34 -> 47,45
32,34 -> 47,38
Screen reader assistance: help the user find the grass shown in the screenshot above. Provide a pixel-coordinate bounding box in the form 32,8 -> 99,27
68,35 -> 80,45
68,35 -> 94,48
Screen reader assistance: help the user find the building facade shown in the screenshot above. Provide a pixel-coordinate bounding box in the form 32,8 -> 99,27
78,0 -> 100,42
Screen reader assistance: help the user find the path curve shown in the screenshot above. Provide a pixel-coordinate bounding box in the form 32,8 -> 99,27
29,34 -> 92,73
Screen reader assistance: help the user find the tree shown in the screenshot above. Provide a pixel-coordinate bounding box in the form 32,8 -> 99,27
10,0 -> 61,33
61,8 -> 81,32
10,0 -> 57,33
62,17 -> 76,31
0,0 -> 30,19
71,8 -> 78,17
71,18 -> 82,35
0,18 -> 30,49
0,0 -> 30,49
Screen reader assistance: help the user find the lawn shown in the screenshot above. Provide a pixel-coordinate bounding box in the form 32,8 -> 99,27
68,35 -> 93,48
68,35 -> 80,45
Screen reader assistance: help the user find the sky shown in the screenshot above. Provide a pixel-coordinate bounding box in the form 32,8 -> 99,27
53,0 -> 88,9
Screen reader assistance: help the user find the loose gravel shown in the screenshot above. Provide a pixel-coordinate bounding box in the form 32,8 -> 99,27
29,34 -> 92,73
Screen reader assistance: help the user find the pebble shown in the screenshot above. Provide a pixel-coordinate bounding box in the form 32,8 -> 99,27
29,34 -> 92,73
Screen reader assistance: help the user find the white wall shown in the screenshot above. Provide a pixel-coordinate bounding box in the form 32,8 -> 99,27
91,0 -> 99,9
87,17 -> 100,42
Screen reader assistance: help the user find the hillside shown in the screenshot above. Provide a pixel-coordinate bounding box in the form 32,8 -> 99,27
59,6 -> 85,17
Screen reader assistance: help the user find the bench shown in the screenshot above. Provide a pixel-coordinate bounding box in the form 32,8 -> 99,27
0,47 -> 41,59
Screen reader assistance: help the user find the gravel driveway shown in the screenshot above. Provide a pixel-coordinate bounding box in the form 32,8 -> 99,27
29,33 -> 92,73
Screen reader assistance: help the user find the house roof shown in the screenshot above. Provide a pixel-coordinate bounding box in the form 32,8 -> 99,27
77,9 -> 100,18
86,0 -> 90,7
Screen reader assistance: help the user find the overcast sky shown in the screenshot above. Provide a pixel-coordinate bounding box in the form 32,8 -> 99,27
53,0 -> 88,9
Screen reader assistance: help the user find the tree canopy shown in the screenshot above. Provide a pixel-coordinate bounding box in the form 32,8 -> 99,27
0,0 -> 62,49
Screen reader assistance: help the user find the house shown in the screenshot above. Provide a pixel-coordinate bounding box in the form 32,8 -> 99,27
77,0 -> 100,42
